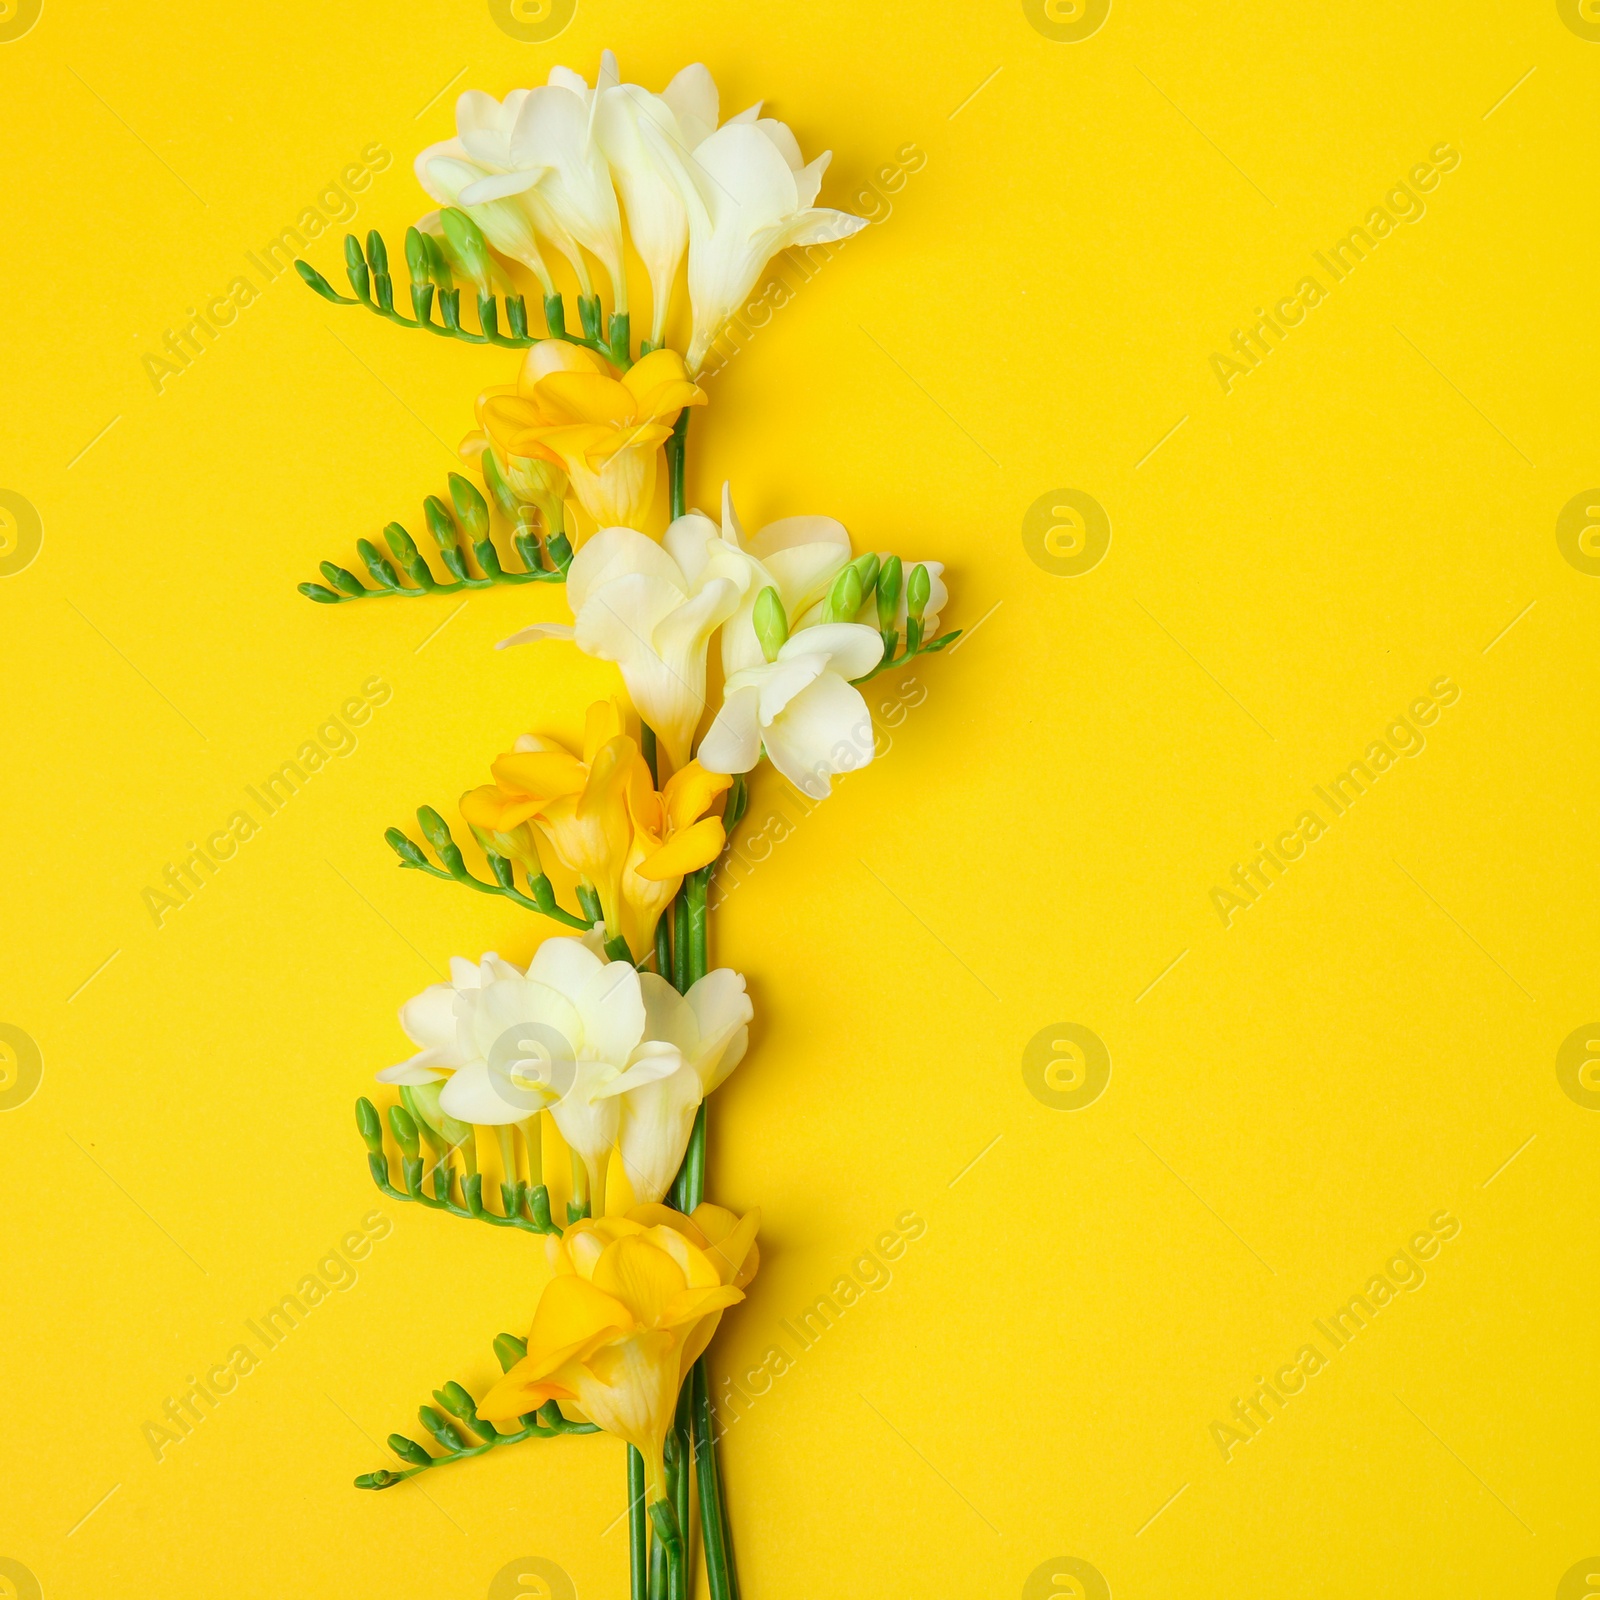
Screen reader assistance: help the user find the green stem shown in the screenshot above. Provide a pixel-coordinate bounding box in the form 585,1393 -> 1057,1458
692,1360 -> 737,1600
671,1384 -> 693,1588
627,1448 -> 648,1600
648,1501 -> 685,1600
666,410 -> 689,521
672,892 -> 689,993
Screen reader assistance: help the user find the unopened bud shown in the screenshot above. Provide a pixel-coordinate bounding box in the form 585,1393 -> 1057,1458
448,472 -> 490,542
876,555 -> 903,631
907,562 -> 931,621
753,586 -> 788,662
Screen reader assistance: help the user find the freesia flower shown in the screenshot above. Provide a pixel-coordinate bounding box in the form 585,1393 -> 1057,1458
438,937 -> 683,1205
698,622 -> 883,797
415,91 -> 586,296
619,970 -> 752,1202
675,111 -> 868,371
594,60 -> 756,346
418,77 -> 628,310
479,1201 -> 759,1507
499,522 -> 744,772
478,344 -> 705,534
462,700 -> 728,959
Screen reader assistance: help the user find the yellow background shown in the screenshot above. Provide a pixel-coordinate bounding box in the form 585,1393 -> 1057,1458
3,1 -> 1598,1596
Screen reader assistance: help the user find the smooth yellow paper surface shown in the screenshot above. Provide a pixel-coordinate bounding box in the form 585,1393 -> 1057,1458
2,3 -> 1597,1596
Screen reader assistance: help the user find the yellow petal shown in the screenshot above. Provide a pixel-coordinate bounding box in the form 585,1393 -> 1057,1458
592,1235 -> 688,1325
527,1275 -> 635,1368
637,816 -> 725,882
477,1364 -> 580,1424
584,699 -> 628,761
661,1283 -> 744,1328
662,762 -> 733,829
460,785 -> 543,831
627,1204 -> 708,1250
535,371 -> 640,426
522,340 -> 614,387
491,750 -> 588,800
692,1205 -> 762,1288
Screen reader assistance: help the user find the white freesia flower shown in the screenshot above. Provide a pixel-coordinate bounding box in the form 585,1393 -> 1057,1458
698,622 -> 883,796
618,968 -> 753,1202
674,110 -> 867,371
376,953 -> 517,1085
417,91 -> 581,294
498,519 -> 745,773
594,61 -> 761,346
417,75 -> 627,309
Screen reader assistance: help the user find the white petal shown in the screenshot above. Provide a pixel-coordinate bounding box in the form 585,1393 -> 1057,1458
762,671 -> 874,797
615,1066 -> 702,1203
696,685 -> 762,774
781,621 -> 884,681
460,169 -> 544,203
577,960 -> 647,1066
592,1039 -> 684,1097
439,1060 -> 528,1125
400,982 -> 461,1052
498,621 -> 576,650
376,1058 -> 448,1086
661,63 -> 719,147
527,937 -> 606,1006
568,525 -> 686,613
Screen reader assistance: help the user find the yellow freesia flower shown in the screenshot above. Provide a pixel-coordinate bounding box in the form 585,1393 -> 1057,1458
479,1202 -> 759,1508
478,344 -> 706,536
461,700 -> 727,960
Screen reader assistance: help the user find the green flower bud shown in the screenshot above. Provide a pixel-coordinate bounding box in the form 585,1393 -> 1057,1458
824,563 -> 863,624
419,1405 -> 466,1452
365,230 -> 389,276
479,448 -> 519,521
423,495 -> 458,552
876,554 -> 903,631
440,209 -> 493,291
387,1434 -> 432,1467
404,226 -> 430,283
386,1103 -> 420,1159
355,1097 -> 383,1154
417,806 -> 452,850
320,561 -> 365,597
753,586 -> 788,662
907,562 -> 931,621
448,472 -> 490,542
435,1382 -> 478,1423
355,1470 -> 403,1490
852,552 -> 881,594
385,827 -> 427,866
383,522 -> 420,565
298,582 -> 342,604
293,261 -> 345,303
494,1332 -> 528,1373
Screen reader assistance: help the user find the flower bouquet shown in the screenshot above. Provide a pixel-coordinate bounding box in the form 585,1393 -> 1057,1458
293,51 -> 961,1598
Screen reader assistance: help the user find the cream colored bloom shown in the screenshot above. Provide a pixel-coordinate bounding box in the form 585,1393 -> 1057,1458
698,622 -> 883,797
438,937 -> 683,1203
448,72 -> 628,310
618,969 -> 752,1202
676,112 -> 867,370
593,59 -> 755,346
